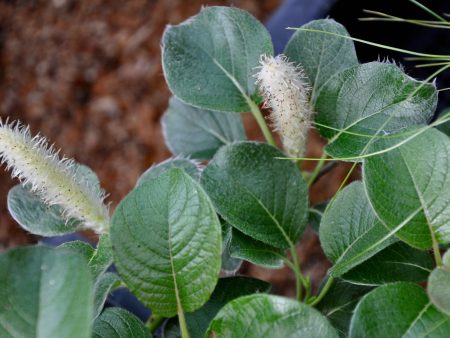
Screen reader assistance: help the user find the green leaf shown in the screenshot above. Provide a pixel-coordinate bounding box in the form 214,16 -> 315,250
111,169 -> 222,317
162,97 -> 246,160
342,242 -> 433,285
207,294 -> 338,338
93,272 -> 121,319
164,277 -> 271,338
58,240 -> 95,262
316,279 -> 373,337
350,283 -> 450,338
284,19 -> 358,104
229,227 -> 285,269
221,223 -> 242,273
57,239 -> 119,320
162,6 -> 273,112
58,235 -> 113,281
364,128 -> 450,249
315,62 -> 437,158
136,156 -> 201,186
92,308 -> 151,338
428,250 -> 450,316
320,182 -> 396,277
7,164 -> 101,236
201,141 -> 308,249
0,245 -> 93,338
89,234 -> 114,280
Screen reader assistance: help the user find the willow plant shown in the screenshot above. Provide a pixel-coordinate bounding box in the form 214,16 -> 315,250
0,2 -> 450,338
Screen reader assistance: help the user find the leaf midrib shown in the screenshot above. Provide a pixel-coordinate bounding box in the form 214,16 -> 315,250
399,150 -> 436,246
381,260 -> 432,273
330,222 -> 391,276
325,299 -> 358,317
401,302 -> 432,337
190,10 -> 252,103
237,178 -> 293,248
180,34 -> 245,102
188,114 -> 233,145
167,178 -> 186,319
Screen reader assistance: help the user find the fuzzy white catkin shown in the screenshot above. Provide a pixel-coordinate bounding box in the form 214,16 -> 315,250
0,120 -> 110,233
255,54 -> 314,157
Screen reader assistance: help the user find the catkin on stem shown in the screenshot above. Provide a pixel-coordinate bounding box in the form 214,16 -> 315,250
255,54 -> 314,157
0,120 -> 110,233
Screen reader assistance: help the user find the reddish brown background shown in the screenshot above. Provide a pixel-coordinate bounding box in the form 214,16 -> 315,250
0,0 -> 357,294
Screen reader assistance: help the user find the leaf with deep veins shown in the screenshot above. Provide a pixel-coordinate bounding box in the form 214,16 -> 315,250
111,169 -> 222,318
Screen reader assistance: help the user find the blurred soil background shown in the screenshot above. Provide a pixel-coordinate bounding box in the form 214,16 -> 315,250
0,0 -> 358,295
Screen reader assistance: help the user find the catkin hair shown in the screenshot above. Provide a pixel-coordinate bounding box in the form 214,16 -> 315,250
255,54 -> 314,157
0,120 -> 110,233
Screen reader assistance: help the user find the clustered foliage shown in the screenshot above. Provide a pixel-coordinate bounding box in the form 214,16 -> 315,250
1,4 -> 450,338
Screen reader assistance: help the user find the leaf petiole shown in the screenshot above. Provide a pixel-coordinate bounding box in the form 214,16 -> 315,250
178,308 -> 190,338
309,276 -> 334,306
282,246 -> 310,302
306,152 -> 328,187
